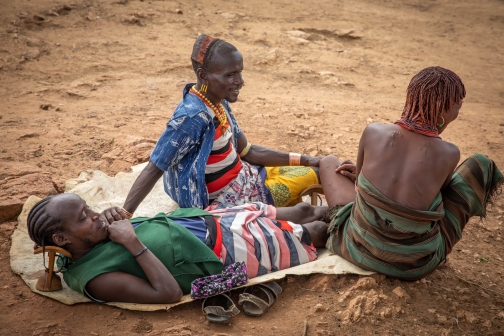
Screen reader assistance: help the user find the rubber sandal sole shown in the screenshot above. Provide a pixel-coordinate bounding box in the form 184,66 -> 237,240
238,281 -> 282,317
202,293 -> 240,324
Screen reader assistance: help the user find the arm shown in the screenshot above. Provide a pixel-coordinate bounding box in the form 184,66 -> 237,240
122,112 -> 209,213
237,134 -> 321,167
122,161 -> 164,214
102,162 -> 163,220
441,145 -> 461,190
335,160 -> 357,182
355,126 -> 368,179
85,219 -> 183,304
319,125 -> 373,185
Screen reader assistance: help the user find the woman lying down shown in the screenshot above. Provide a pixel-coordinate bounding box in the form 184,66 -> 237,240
27,194 -> 329,304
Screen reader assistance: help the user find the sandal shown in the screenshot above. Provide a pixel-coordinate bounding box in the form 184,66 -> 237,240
202,293 -> 240,324
238,281 -> 282,317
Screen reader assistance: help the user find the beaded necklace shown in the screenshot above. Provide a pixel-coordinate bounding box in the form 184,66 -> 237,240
394,118 -> 441,139
190,85 -> 228,134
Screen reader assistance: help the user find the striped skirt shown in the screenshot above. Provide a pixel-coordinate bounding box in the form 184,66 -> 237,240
327,154 -> 503,280
206,202 -> 317,279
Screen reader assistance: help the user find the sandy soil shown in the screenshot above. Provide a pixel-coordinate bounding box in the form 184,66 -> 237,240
1,0 -> 504,335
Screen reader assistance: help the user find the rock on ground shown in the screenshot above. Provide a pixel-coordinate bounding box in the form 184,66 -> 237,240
0,163 -> 56,222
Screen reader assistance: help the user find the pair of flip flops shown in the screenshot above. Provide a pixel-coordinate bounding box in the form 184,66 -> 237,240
239,281 -> 282,316
202,281 -> 282,323
202,293 -> 240,324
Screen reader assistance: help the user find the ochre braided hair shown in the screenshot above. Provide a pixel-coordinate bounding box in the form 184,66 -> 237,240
401,66 -> 466,130
191,34 -> 238,72
27,197 -> 63,249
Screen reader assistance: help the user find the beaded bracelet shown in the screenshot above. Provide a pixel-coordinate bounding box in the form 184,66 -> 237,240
289,153 -> 302,166
134,247 -> 148,258
121,208 -> 133,219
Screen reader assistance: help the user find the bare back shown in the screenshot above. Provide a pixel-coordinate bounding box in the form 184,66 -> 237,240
357,123 -> 460,210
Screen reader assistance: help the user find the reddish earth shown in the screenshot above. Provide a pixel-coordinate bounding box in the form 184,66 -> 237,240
1,0 -> 504,335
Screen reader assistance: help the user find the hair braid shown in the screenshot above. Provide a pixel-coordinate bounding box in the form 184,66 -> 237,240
27,197 -> 63,249
191,35 -> 238,72
402,66 -> 466,130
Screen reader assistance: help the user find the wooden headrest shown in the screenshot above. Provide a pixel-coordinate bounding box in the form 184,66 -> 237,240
34,246 -> 72,258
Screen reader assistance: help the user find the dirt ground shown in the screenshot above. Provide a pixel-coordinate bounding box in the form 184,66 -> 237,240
1,0 -> 504,335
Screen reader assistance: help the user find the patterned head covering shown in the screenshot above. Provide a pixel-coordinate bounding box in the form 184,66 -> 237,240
191,34 -> 217,66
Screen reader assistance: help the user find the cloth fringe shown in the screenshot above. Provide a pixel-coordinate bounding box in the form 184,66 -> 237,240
482,173 -> 504,219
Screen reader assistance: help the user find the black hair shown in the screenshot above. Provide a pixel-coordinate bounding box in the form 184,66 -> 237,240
27,197 -> 63,249
191,35 -> 238,73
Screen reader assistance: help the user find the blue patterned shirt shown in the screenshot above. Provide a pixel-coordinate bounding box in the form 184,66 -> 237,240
150,84 -> 243,209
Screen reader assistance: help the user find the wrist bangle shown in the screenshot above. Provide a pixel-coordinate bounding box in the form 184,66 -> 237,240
239,142 -> 252,158
134,246 -> 148,258
289,153 -> 302,166
121,208 -> 133,219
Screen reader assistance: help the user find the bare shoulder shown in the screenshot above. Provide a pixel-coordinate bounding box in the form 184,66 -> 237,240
362,122 -> 392,137
361,123 -> 400,143
439,140 -> 460,156
439,140 -> 461,165
363,122 -> 390,132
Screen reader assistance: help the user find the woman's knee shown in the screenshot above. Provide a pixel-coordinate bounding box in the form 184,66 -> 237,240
294,202 -> 315,215
277,202 -> 317,223
292,202 -> 317,222
320,155 -> 341,169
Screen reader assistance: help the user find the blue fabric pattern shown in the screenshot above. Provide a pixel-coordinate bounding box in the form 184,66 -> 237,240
171,217 -> 207,243
150,84 -> 243,209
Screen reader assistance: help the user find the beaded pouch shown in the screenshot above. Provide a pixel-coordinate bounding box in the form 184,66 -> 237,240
190,262 -> 248,300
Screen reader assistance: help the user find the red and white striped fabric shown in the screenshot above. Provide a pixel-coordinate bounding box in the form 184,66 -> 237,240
205,202 -> 318,279
205,104 -> 242,199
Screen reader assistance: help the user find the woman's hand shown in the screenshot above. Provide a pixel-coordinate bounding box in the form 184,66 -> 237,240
107,219 -> 138,248
101,207 -> 128,224
86,218 -> 183,304
335,160 -> 357,182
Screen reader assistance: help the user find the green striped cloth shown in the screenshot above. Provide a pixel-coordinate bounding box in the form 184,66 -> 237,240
327,154 -> 503,280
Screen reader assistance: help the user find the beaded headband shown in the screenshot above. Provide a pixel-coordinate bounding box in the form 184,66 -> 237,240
191,35 -> 216,65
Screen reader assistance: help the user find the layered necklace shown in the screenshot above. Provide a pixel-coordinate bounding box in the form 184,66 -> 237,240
394,118 -> 441,139
190,85 -> 228,134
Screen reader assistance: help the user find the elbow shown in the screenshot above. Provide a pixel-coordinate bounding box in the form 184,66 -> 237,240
172,287 -> 184,302
162,286 -> 183,304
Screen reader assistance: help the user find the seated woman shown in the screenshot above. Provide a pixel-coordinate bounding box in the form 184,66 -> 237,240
27,193 -> 328,304
319,66 -> 503,280
119,34 -> 321,218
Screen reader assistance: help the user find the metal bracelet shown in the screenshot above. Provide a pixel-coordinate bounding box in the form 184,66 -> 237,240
134,246 -> 148,258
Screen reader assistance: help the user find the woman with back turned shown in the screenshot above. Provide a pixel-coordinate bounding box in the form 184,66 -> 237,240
319,66 -> 503,280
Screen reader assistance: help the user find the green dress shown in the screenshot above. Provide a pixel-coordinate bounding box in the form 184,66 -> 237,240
60,208 -> 223,298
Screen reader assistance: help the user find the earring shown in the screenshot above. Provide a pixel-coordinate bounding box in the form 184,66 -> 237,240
200,84 -> 208,93
437,116 -> 445,129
